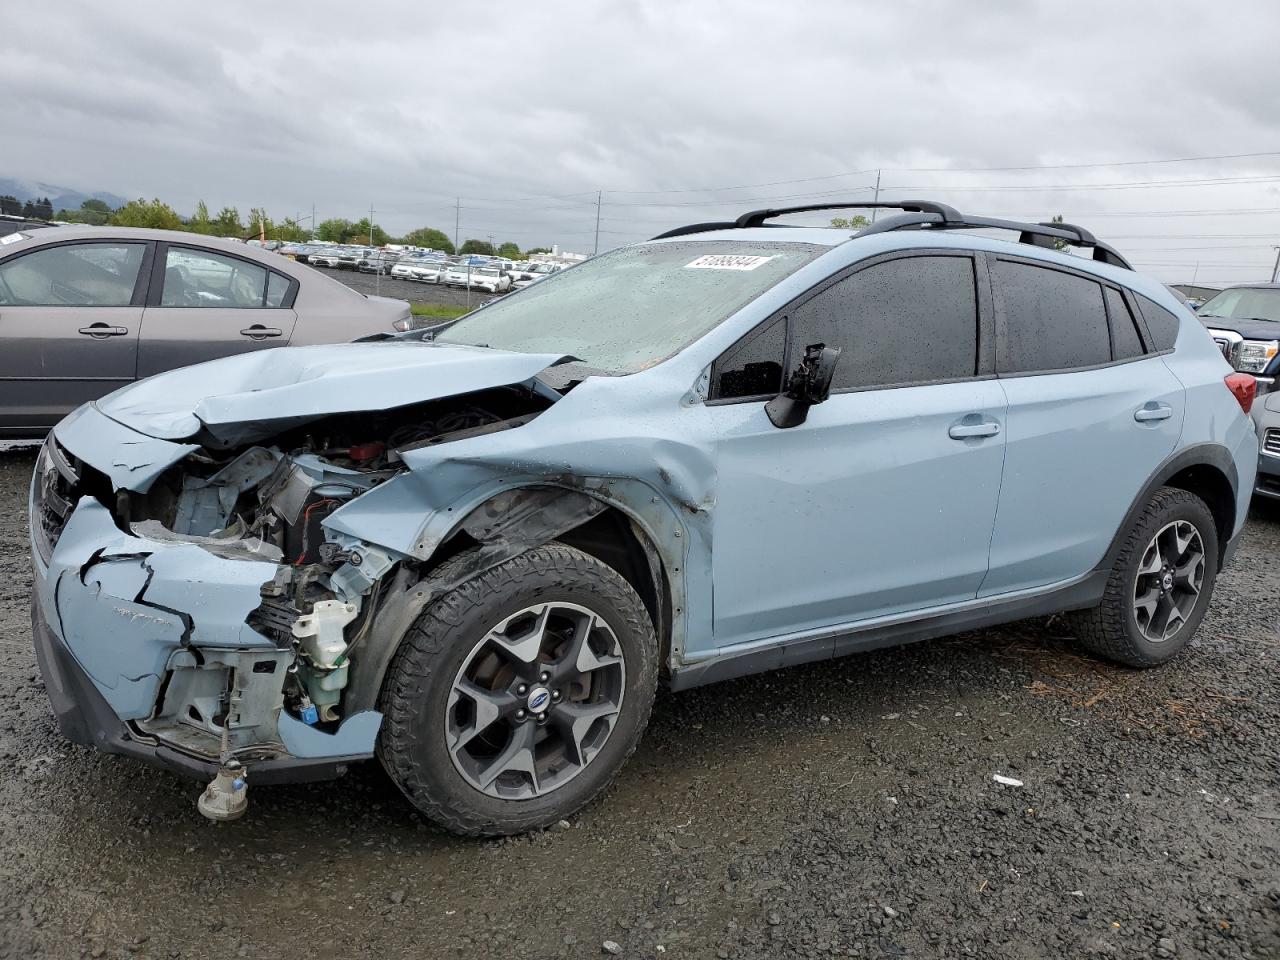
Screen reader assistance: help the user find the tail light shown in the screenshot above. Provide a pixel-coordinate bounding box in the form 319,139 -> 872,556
1224,373 -> 1256,414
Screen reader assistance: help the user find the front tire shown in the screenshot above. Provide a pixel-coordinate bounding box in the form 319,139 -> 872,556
377,543 -> 658,836
1070,487 -> 1219,667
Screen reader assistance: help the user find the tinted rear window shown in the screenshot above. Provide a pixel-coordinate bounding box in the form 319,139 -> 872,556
1135,295 -> 1182,351
1105,287 -> 1145,360
995,260 -> 1110,373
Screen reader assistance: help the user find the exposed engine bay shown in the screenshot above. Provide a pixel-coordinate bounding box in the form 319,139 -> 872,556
94,386 -> 554,760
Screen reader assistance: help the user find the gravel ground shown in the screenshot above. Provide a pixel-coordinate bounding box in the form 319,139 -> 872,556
1,444 -> 1277,959
322,265 -> 496,308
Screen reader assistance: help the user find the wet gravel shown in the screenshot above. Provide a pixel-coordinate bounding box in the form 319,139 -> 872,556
1,444 -> 1277,959
323,265 -> 497,308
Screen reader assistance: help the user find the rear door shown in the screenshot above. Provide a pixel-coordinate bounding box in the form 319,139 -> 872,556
980,255 -> 1185,596
0,239 -> 152,433
137,243 -> 299,378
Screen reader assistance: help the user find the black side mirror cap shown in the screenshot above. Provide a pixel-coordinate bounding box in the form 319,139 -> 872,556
765,343 -> 842,428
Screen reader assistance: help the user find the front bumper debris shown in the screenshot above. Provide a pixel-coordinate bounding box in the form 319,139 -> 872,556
31,493 -> 382,782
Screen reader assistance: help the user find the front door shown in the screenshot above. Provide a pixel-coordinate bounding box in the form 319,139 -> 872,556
0,239 -> 151,433
137,244 -> 298,378
704,251 -> 1007,649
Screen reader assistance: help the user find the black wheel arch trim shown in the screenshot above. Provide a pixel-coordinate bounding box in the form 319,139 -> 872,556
1097,442 -> 1239,572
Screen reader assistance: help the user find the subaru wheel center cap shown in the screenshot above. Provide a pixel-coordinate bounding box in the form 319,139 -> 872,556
527,686 -> 551,713
1161,572 -> 1174,592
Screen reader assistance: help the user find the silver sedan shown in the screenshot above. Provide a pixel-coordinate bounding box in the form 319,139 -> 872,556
0,226 -> 414,437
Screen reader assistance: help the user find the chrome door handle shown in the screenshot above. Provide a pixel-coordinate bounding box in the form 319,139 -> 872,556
78,324 -> 129,338
1134,403 -> 1173,423
240,325 -> 283,339
949,420 -> 1001,440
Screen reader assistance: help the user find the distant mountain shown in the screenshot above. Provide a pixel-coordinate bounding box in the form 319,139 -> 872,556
0,176 -> 127,213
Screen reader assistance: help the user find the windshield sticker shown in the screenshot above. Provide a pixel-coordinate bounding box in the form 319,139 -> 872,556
0,232 -> 27,245
684,254 -> 775,271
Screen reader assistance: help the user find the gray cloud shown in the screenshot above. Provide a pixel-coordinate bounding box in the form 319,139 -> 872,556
3,0 -> 1279,281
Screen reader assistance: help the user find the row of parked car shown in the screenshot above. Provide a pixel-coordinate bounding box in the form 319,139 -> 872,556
277,243 -> 566,294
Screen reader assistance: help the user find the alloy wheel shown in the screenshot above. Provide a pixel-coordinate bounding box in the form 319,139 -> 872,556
1132,519 -> 1206,643
445,602 -> 626,800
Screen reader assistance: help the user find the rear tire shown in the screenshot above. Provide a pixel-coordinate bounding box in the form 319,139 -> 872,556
1070,487 -> 1219,667
377,543 -> 658,836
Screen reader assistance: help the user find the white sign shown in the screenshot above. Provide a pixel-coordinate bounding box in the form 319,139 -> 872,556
0,232 -> 27,245
684,254 -> 774,271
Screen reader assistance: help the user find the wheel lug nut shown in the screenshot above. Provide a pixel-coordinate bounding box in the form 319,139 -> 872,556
536,712 -> 548,724
539,672 -> 549,683
517,684 -> 528,695
516,709 -> 526,721
551,690 -> 562,702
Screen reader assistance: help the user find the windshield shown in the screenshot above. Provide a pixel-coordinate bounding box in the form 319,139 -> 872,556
436,240 -> 824,373
1200,287 -> 1280,323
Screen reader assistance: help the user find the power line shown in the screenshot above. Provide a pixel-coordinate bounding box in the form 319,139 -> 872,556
884,174 -> 1280,194
599,151 -> 1280,197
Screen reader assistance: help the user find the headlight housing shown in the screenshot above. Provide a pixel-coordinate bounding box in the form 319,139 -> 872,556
1235,339 -> 1279,374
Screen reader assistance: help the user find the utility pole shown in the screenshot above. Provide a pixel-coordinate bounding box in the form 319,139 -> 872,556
593,190 -> 602,255
870,169 -> 882,222
487,233 -> 495,254
1271,246 -> 1280,283
454,198 -> 461,254
311,203 -> 316,240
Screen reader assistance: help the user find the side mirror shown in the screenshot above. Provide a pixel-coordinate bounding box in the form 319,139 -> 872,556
765,342 -> 842,428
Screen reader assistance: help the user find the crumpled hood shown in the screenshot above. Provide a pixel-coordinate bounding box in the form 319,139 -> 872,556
96,341 -> 566,444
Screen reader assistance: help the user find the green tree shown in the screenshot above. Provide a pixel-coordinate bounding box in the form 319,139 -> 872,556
399,226 -> 454,253
316,218 -> 353,243
21,201 -> 36,218
829,215 -> 870,230
459,239 -> 495,256
526,246 -> 551,255
189,200 -> 212,234
247,207 -> 275,241
497,241 -> 521,260
350,218 -> 389,246
0,195 -> 20,216
273,217 -> 310,242
1049,214 -> 1070,251
110,198 -> 184,230
211,206 -> 244,236
79,198 -> 110,225
33,197 -> 54,220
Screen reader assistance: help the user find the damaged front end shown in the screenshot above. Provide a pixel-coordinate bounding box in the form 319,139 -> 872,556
30,363 -> 564,808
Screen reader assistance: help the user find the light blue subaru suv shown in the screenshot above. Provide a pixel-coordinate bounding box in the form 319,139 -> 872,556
30,201 -> 1258,834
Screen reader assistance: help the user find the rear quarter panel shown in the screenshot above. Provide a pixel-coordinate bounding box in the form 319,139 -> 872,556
1158,296 -> 1257,537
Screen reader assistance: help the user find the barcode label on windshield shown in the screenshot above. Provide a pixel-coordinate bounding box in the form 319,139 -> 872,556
684,255 -> 774,271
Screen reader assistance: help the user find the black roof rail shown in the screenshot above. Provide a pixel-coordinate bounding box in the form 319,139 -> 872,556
733,200 -> 963,229
858,212 -> 1131,269
649,201 -> 962,240
650,220 -> 738,241
650,199 -> 1131,270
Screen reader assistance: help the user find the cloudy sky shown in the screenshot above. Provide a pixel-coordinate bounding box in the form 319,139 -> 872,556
4,0 -> 1280,282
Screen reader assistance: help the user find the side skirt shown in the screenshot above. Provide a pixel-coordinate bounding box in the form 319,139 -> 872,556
667,571 -> 1108,691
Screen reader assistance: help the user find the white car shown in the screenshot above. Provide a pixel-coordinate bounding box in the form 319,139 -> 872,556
444,264 -> 511,293
511,262 -> 563,289
392,259 -> 449,283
